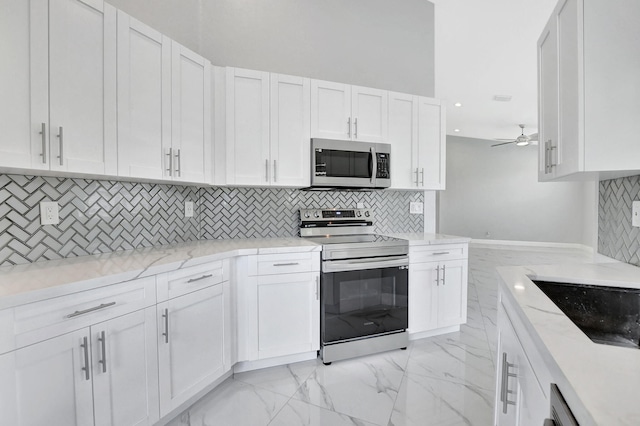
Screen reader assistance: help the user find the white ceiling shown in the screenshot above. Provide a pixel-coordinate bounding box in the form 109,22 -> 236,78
432,0 -> 558,142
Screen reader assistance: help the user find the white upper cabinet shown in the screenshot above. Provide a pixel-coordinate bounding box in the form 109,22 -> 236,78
0,0 -> 117,175
311,80 -> 388,142
224,68 -> 310,187
225,67 -> 270,185
389,93 -> 446,190
170,42 -> 212,183
270,74 -> 311,187
116,12 -> 170,181
538,0 -> 640,180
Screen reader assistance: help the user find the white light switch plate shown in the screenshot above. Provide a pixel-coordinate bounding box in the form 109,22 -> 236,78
633,201 -> 640,227
40,201 -> 59,225
410,202 -> 423,214
185,201 -> 194,218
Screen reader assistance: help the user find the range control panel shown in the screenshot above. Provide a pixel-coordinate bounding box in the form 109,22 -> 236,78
299,208 -> 372,222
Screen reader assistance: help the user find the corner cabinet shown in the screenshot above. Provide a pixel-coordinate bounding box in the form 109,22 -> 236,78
310,80 -> 388,143
408,244 -> 468,339
538,0 -> 640,181
223,68 -> 310,187
0,0 -> 117,175
389,93 -> 446,190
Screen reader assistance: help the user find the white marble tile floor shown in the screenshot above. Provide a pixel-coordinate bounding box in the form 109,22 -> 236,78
165,244 -> 594,426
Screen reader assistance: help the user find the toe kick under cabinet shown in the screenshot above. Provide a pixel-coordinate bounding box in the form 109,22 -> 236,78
408,243 -> 469,339
0,277 -> 159,426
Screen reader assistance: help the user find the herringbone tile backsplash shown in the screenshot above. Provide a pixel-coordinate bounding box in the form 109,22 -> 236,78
0,174 -> 423,266
599,176 -> 640,265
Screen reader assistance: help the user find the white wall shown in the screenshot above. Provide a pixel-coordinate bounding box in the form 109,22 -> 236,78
106,0 -> 435,97
439,136 -> 596,246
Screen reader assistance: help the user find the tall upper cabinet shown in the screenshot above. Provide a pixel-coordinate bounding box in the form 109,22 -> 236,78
388,93 -> 446,190
538,0 -> 640,181
1,0 -> 117,175
310,80 -> 388,143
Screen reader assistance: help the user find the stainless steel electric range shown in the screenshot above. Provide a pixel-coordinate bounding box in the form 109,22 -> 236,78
300,208 -> 409,364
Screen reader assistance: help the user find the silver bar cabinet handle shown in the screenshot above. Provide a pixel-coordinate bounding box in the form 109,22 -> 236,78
315,275 -> 319,300
347,117 -> 351,138
166,147 -> 173,176
265,159 -> 269,182
175,149 -> 181,177
354,118 -> 358,139
66,302 -> 116,319
81,336 -> 90,381
39,123 -> 46,164
442,264 -> 446,285
501,352 -> 517,413
273,160 -> 277,182
420,168 -> 424,186
435,265 -> 440,286
187,274 -> 213,283
414,168 -> 419,186
273,262 -> 299,267
431,251 -> 450,256
98,330 -> 107,373
162,308 -> 169,344
57,126 -> 64,165
549,145 -> 557,167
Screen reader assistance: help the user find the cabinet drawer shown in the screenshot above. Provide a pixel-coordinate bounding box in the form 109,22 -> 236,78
13,276 -> 156,350
248,252 -> 320,276
409,244 -> 467,263
157,260 -> 227,301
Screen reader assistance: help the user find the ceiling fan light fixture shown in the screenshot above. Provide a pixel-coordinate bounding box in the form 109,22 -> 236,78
515,139 -> 529,147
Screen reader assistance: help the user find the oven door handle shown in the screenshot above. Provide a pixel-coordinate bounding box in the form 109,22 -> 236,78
323,255 -> 409,273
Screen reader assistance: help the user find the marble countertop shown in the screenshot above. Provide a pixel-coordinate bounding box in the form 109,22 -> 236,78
497,262 -> 640,426
0,238 -> 320,310
384,233 -> 471,245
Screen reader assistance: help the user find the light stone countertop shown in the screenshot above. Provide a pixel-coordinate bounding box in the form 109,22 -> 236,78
384,232 -> 471,245
0,238 -> 320,310
497,261 -> 640,426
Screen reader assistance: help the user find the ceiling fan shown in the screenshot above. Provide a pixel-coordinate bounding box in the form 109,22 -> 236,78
491,124 -> 539,147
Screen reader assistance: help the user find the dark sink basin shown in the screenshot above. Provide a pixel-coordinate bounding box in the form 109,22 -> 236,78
532,280 -> 640,349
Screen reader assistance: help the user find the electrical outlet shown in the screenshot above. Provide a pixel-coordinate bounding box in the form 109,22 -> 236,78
409,202 -> 423,214
40,201 -> 59,225
185,201 -> 194,218
633,201 -> 640,227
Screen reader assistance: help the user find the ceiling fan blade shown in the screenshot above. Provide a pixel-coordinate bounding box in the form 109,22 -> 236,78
491,140 -> 515,147
528,132 -> 539,141
494,138 -> 515,141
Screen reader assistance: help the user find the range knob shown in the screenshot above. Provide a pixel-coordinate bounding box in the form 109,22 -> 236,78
314,211 -> 320,218
356,211 -> 362,217
303,212 -> 310,218
364,211 -> 370,217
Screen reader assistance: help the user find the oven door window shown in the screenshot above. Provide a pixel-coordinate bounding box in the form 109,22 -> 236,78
322,267 -> 408,344
316,149 -> 371,178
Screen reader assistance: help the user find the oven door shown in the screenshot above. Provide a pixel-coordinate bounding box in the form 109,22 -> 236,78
321,256 -> 409,345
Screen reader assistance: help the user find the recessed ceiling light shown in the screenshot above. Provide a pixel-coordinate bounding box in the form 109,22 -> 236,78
454,102 -> 462,107
454,129 -> 460,132
493,95 -> 512,102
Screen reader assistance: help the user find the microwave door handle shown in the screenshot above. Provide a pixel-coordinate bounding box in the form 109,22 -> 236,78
369,147 -> 377,185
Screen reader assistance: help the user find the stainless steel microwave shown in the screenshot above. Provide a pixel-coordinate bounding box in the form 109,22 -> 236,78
310,139 -> 391,189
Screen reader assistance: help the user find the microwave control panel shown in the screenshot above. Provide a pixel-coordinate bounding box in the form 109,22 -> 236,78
376,153 -> 390,179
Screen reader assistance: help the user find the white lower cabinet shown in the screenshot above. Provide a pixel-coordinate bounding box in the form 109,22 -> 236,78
157,282 -> 230,417
0,308 -> 159,426
408,244 -> 468,337
495,301 -> 549,426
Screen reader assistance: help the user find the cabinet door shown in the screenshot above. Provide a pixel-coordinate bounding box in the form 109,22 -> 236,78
0,0 -> 48,170
389,92 -> 419,189
270,74 -> 311,187
538,14 -> 559,180
0,329 -> 94,426
48,0 -> 117,175
253,272 -> 319,360
437,260 -> 467,328
92,308 -> 159,426
171,42 -> 211,183
556,0 -> 582,177
310,80 -> 351,140
225,67 -> 270,185
417,97 -> 446,190
158,283 -> 229,417
408,262 -> 438,334
116,12 -> 170,180
351,86 -> 388,142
